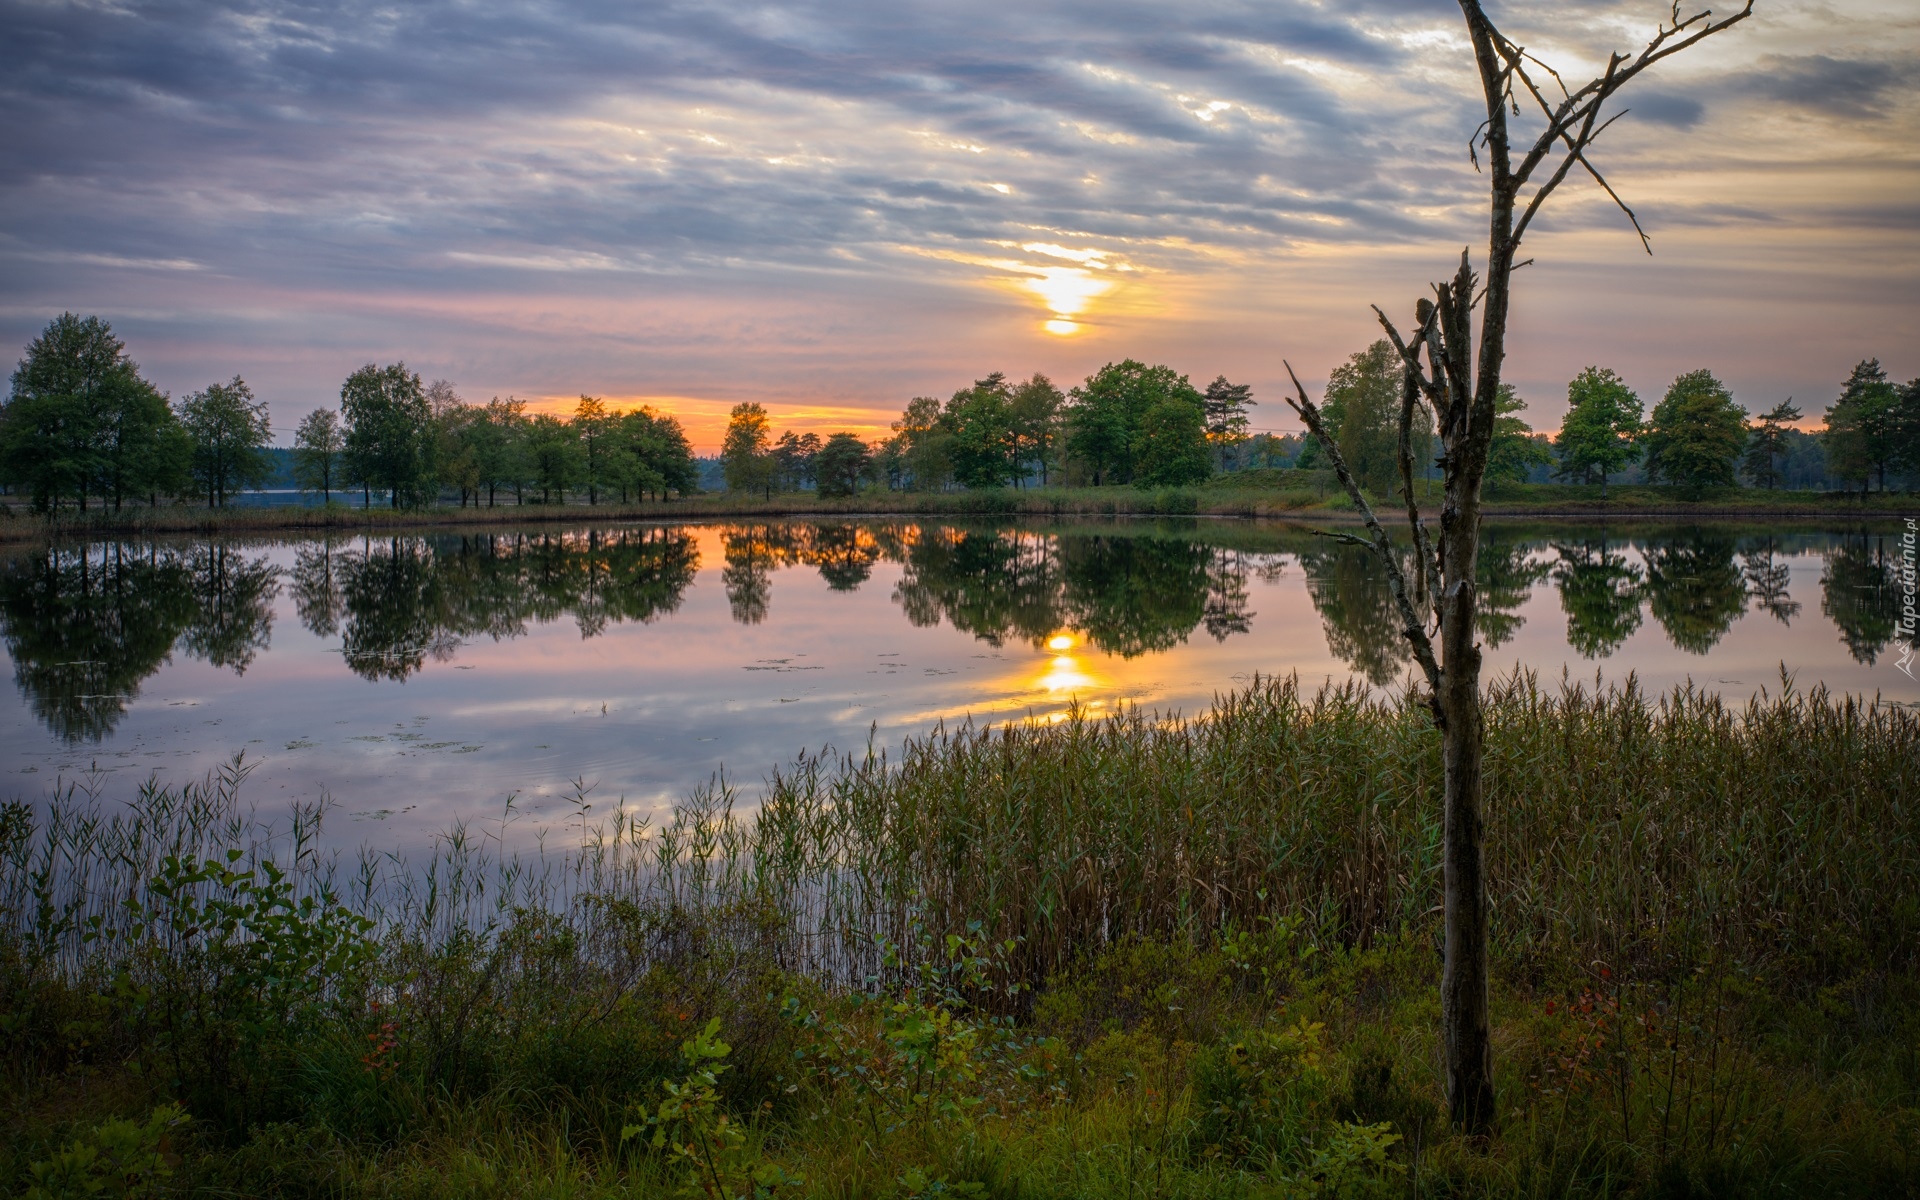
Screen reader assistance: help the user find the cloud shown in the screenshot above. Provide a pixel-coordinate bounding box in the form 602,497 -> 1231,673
1730,53 -> 1917,121
0,1 -> 1914,436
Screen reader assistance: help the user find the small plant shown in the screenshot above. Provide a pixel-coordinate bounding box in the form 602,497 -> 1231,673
625,1017 -> 801,1200
1289,1120 -> 1405,1199
24,1105 -> 190,1200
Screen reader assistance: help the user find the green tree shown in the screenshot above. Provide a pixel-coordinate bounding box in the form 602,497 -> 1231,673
609,406 -> 697,501
1067,360 -> 1203,486
475,396 -> 530,505
2,313 -> 181,512
891,396 -> 951,491
1553,366 -> 1642,495
1133,394 -> 1211,487
1822,360 -> 1902,493
341,363 -> 435,508
177,376 -> 272,508
721,402 -> 775,498
1484,386 -> 1553,485
1741,399 -> 1801,489
1299,342 -> 1406,495
292,408 -> 344,502
1201,375 -> 1255,471
573,396 -> 613,504
814,433 -> 873,497
1642,370 -> 1746,496
772,430 -> 822,492
1009,373 -> 1065,485
426,381 -> 482,507
944,374 -> 1021,488
526,413 -> 581,503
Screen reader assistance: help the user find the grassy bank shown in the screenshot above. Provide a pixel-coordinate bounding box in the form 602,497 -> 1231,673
5,674 -> 1918,1197
2,475 -> 1911,542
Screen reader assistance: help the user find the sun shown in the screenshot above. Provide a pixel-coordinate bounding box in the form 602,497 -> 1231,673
1046,633 -> 1075,651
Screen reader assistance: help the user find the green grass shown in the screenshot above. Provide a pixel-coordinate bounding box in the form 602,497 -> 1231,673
4,673 -> 1918,1197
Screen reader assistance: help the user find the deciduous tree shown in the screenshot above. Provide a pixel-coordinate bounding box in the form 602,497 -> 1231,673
1485,386 -> 1552,485
1643,369 -> 1746,496
293,408 -> 344,503
178,376 -> 272,507
721,402 -> 775,499
1553,367 -> 1642,495
341,363 -> 435,508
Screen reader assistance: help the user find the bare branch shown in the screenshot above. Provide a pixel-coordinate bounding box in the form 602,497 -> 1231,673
1281,360 -> 1444,692
1396,363 -> 1441,620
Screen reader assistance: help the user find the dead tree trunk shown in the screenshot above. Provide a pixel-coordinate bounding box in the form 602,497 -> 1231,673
1281,0 -> 1751,1135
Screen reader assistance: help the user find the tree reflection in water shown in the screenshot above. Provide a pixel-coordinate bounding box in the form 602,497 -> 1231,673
1821,532 -> 1901,665
0,521 -> 1902,744
1553,538 -> 1645,658
1645,531 -> 1748,655
887,525 -> 1268,658
0,543 -> 200,741
1741,538 -> 1801,627
327,529 -> 701,678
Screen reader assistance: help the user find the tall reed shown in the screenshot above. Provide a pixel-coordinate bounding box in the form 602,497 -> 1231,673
8,671 -> 1911,1002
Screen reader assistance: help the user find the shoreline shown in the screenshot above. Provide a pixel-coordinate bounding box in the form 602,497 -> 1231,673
0,485 -> 1911,541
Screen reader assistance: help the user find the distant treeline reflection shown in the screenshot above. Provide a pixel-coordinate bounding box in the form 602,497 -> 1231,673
0,522 -> 1906,742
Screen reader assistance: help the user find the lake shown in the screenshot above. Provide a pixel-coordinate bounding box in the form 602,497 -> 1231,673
3,517 -> 1913,851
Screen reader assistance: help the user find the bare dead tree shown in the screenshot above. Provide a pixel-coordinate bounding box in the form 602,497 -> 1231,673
1281,0 -> 1752,1134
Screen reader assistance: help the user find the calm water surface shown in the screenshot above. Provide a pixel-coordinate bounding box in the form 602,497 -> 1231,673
3,518 -> 1913,850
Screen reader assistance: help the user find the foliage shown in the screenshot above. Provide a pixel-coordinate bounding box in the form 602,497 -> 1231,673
340,362 -> 436,507
813,433 -> 873,497
1554,366 -> 1643,492
625,1018 -> 803,1199
1484,386 -> 1553,485
1201,375 -> 1255,471
176,376 -> 272,508
2,673 -> 1917,1197
1,314 -> 184,513
722,402 -> 776,498
1066,360 -> 1208,486
1822,359 -> 1910,493
1742,399 -> 1801,489
291,408 -> 344,502
1133,393 -> 1212,487
1642,369 -> 1747,496
23,1105 -> 189,1200
1298,341 -> 1425,496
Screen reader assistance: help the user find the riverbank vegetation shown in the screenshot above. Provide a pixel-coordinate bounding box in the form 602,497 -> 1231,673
4,674 -> 1917,1197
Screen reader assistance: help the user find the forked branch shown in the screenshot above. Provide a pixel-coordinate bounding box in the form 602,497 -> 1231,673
1281,361 -> 1443,701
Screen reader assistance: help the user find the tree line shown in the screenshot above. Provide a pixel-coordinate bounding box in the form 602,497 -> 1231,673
6,313 -> 1913,510
0,314 -> 699,511
720,361 -> 1262,496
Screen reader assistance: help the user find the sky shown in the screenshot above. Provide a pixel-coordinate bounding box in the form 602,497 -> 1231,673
2,0 -> 1916,450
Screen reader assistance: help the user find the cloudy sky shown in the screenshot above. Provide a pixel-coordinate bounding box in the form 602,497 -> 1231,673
2,0 -> 1915,447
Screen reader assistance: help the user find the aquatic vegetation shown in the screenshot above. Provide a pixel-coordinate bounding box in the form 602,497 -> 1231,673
2,675 -> 1917,1196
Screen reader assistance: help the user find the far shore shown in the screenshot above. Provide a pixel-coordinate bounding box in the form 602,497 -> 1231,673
0,481 -> 1911,542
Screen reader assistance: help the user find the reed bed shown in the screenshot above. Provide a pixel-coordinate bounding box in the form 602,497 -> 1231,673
9,670 -> 1912,997
756,670 -> 1919,993
5,674 -> 1918,1197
